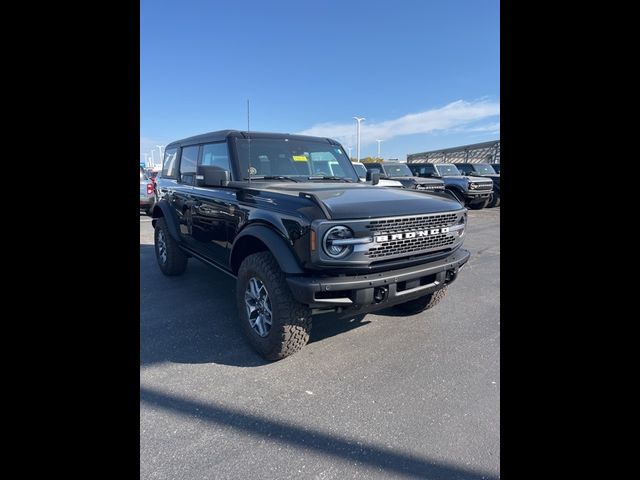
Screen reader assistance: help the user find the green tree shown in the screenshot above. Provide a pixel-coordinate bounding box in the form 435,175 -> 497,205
359,157 -> 383,163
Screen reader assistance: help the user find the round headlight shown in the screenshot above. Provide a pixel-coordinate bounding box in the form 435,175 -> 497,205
469,182 -> 478,190
322,226 -> 354,259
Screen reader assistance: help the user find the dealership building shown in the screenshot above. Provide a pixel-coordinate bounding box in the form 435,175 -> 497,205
407,139 -> 500,164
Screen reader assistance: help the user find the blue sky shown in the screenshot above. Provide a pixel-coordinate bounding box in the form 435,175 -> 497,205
141,0 -> 499,164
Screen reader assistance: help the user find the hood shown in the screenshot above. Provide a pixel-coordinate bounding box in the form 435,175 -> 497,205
388,176 -> 443,185
260,182 -> 462,219
444,175 -> 493,184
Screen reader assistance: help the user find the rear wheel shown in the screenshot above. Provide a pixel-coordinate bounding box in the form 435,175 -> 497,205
236,252 -> 312,361
395,287 -> 448,315
154,217 -> 188,276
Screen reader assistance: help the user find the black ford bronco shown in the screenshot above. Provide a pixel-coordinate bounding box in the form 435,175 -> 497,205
407,163 -> 494,209
153,130 -> 470,360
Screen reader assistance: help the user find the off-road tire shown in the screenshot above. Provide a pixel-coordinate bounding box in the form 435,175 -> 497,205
394,287 -> 448,315
237,252 -> 312,361
154,217 -> 188,276
487,191 -> 500,208
468,198 -> 489,210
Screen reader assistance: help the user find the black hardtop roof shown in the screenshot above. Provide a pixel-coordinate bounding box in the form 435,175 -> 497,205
166,130 -> 340,149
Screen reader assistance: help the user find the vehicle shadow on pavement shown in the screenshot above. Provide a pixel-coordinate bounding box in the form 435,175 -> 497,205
140,385 -> 499,480
140,245 -> 373,368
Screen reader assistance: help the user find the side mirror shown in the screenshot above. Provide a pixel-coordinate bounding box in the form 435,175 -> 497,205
366,169 -> 380,185
196,165 -> 230,187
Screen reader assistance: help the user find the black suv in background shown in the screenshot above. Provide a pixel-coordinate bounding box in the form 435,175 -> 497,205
153,130 -> 470,360
456,163 -> 500,208
363,162 -> 445,193
407,163 -> 493,209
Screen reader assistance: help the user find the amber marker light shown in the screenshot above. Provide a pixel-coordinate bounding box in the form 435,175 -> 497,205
310,230 -> 317,251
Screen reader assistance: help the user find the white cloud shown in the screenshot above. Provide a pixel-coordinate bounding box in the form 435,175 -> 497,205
451,122 -> 500,134
297,99 -> 500,147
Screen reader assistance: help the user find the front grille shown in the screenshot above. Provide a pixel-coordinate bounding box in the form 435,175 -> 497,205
365,213 -> 457,233
364,213 -> 459,259
367,234 -> 456,259
475,183 -> 493,190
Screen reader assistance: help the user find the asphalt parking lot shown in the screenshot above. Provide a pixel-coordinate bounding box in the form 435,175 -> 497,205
140,207 -> 500,479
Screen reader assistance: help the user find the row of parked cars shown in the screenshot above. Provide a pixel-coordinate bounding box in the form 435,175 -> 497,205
355,161 -> 500,209
141,160 -> 500,216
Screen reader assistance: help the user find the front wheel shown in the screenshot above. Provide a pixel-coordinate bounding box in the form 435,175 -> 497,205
487,191 -> 500,208
236,252 -> 312,361
394,287 -> 448,315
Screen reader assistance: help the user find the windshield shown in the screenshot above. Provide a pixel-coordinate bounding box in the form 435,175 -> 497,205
382,163 -> 413,177
235,138 -> 358,182
353,163 -> 367,179
473,164 -> 497,175
434,164 -> 461,176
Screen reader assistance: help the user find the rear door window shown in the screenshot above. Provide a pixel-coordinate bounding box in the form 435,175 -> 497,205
201,142 -> 231,170
180,146 -> 200,185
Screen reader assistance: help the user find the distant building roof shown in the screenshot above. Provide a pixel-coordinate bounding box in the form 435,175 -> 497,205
407,139 -> 500,164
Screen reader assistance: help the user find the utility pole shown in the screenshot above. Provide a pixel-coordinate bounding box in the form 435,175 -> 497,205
376,139 -> 383,159
353,116 -> 365,162
347,146 -> 352,159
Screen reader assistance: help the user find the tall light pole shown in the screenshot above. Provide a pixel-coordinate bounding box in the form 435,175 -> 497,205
347,146 -> 352,159
376,139 -> 383,159
156,145 -> 165,167
353,116 -> 365,162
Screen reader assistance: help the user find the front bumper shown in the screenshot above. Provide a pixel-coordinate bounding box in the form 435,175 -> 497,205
286,247 -> 470,313
464,191 -> 492,202
140,196 -> 155,207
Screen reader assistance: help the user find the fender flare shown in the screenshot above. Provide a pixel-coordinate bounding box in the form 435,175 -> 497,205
151,200 -> 181,242
231,224 -> 304,275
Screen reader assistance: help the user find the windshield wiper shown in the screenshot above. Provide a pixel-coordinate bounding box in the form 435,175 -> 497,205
243,175 -> 299,182
307,176 -> 352,183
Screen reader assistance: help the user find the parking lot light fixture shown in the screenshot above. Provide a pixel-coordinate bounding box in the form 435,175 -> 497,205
353,116 -> 365,162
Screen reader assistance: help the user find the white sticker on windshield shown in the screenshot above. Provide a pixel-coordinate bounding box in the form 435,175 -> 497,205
248,166 -> 257,175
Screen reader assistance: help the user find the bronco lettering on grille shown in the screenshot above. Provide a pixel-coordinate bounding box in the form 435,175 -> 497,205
375,227 -> 450,243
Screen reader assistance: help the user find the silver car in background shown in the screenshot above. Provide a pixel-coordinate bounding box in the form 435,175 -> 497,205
140,168 -> 156,216
352,162 -> 404,187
